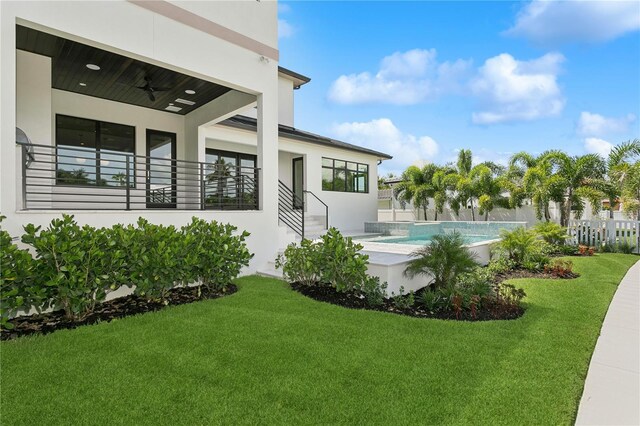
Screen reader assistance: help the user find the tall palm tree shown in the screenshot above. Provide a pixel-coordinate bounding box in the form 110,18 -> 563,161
593,140 -> 640,218
470,164 -> 509,221
393,164 -> 438,220
431,166 -> 457,221
621,160 -> 640,220
448,149 -> 477,220
541,151 -> 606,226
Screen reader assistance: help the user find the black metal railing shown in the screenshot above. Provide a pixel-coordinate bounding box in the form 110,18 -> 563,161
18,142 -> 259,211
303,190 -> 329,230
278,180 -> 304,237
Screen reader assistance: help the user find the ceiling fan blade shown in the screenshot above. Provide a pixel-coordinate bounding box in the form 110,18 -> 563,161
147,91 -> 156,102
136,85 -> 148,90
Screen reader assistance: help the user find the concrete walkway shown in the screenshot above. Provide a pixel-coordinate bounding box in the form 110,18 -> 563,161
575,259 -> 640,425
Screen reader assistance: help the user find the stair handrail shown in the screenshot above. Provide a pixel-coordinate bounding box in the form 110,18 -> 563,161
303,190 -> 329,230
278,180 -> 304,238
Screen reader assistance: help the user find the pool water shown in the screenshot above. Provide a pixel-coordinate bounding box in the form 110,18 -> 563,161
359,234 -> 496,246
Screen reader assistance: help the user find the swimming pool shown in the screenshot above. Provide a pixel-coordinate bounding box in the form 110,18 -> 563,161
358,233 -> 496,245
360,221 -> 525,246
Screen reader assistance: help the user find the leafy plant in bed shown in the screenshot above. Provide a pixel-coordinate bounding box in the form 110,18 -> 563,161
276,229 -> 526,321
1,215 -> 252,340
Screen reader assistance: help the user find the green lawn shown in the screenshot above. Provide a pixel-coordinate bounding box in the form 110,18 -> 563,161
1,254 -> 637,425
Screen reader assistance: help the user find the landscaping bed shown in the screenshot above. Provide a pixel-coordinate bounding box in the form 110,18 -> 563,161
1,284 -> 237,341
291,282 -> 523,321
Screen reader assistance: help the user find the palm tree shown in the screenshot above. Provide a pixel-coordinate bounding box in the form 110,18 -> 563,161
431,166 -> 456,221
448,149 -> 477,220
593,140 -> 640,218
393,164 -> 438,220
621,160 -> 640,220
470,163 -> 509,221
541,151 -> 606,226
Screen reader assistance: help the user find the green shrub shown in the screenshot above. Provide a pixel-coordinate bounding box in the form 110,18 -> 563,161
616,240 -> 636,254
391,286 -> 415,310
182,218 -> 252,292
0,216 -> 39,329
21,215 -> 128,321
276,239 -> 322,286
544,258 -> 575,278
487,256 -> 517,275
404,231 -> 478,290
418,290 -> 446,312
455,267 -> 495,305
361,276 -> 387,307
533,222 -> 569,245
125,218 -> 186,302
498,227 -> 543,265
318,228 -> 370,293
276,228 -> 373,294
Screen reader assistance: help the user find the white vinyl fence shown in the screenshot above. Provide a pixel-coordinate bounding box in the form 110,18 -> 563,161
568,220 -> 640,253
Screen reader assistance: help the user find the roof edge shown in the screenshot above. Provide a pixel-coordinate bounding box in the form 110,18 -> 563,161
219,116 -> 393,160
278,66 -> 311,88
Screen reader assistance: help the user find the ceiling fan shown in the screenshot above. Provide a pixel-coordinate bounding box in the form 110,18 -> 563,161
136,76 -> 172,102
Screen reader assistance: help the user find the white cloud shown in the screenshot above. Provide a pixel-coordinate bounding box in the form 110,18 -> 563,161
470,52 -> 565,124
328,49 -> 472,105
576,111 -> 637,137
278,19 -> 295,39
505,0 -> 640,45
584,137 -> 614,157
331,118 -> 439,174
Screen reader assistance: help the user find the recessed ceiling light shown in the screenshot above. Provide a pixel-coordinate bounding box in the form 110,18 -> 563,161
79,82 -> 87,87
169,103 -> 174,106
86,64 -> 100,71
165,105 -> 183,112
185,90 -> 196,95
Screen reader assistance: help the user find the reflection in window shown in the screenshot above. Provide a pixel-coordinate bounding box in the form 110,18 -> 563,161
55,115 -> 135,187
321,157 -> 368,193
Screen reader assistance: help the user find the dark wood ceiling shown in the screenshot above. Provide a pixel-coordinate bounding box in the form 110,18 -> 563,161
16,25 -> 232,115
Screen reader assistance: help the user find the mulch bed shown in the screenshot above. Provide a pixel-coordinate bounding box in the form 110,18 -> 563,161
291,282 -> 524,322
1,284 -> 237,341
290,267 -> 580,322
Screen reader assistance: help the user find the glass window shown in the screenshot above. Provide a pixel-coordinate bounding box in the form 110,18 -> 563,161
56,115 -> 135,187
321,157 -> 368,193
322,167 -> 333,190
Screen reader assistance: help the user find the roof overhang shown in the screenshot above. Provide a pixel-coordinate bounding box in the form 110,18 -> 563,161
278,66 -> 311,89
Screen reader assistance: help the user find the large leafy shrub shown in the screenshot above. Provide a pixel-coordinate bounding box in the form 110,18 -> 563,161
182,218 -> 252,292
276,228 -> 380,295
0,216 -> 38,329
276,239 -> 322,286
318,228 -> 370,293
124,218 -> 187,302
403,231 -> 478,290
22,215 -> 128,321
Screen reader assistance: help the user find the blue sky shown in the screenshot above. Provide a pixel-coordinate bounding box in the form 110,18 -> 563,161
277,1 -> 640,174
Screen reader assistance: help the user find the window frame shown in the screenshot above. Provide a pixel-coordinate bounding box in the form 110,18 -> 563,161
55,114 -> 136,189
321,157 -> 369,194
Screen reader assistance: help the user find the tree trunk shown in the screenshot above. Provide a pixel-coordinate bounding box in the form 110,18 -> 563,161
434,210 -> 438,221
564,189 -> 573,227
470,200 -> 475,221
423,205 -> 427,221
544,203 -> 551,222
485,211 -> 489,221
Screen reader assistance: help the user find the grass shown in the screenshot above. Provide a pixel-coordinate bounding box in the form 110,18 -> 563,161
1,254 -> 637,425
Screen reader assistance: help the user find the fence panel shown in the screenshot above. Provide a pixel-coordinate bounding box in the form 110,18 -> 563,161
568,219 -> 640,254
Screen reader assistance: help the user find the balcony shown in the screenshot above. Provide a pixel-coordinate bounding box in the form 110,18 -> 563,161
18,142 -> 259,211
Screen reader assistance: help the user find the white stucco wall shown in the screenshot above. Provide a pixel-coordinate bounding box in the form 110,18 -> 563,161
240,75 -> 295,126
203,124 -> 381,231
1,0 -> 280,272
16,51 -> 52,146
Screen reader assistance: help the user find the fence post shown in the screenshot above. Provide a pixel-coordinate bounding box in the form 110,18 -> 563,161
125,155 -> 131,210
200,163 -> 205,210
21,144 -> 27,210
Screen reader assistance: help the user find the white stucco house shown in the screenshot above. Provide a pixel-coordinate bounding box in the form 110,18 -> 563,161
0,1 -> 391,273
